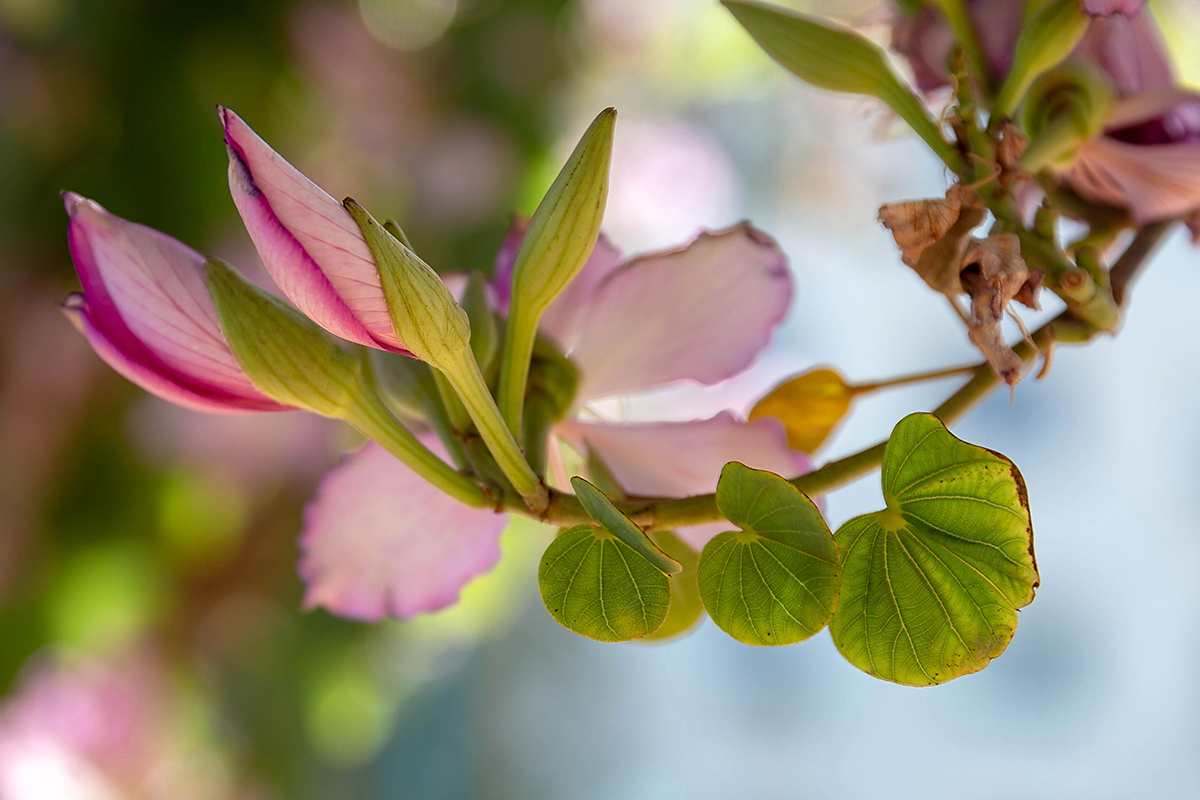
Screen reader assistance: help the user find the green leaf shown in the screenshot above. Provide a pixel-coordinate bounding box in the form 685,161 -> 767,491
538,525 -> 671,642
829,413 -> 1039,686
697,462 -> 840,646
571,477 -> 682,575
644,530 -> 705,642
722,0 -> 957,164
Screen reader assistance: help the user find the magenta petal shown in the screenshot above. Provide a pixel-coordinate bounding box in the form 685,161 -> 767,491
1075,11 -> 1173,95
64,193 -> 280,409
299,439 -> 507,621
569,223 -> 791,400
220,107 -> 405,352
557,412 -> 811,550
62,296 -> 282,413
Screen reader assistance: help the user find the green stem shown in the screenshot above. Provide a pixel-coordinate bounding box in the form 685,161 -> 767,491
506,317 -> 1063,530
443,347 -> 548,511
497,297 -> 539,439
853,363 -> 978,394
341,378 -> 490,509
1111,220 -> 1174,307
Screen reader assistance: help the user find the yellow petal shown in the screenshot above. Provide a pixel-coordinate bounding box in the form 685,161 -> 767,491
749,368 -> 855,454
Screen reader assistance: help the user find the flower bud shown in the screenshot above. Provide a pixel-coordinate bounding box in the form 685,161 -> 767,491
343,198 -> 472,371
993,0 -> 1091,118
1019,60 -> 1114,171
509,108 -> 615,318
723,1 -> 958,164
205,257 -> 362,418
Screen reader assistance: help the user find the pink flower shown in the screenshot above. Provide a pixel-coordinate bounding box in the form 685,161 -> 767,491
891,0 -> 1150,94
891,1 -> 1200,223
61,192 -> 286,414
0,653 -> 254,800
298,223 -> 805,621
220,107 -> 409,353
1063,23 -> 1200,223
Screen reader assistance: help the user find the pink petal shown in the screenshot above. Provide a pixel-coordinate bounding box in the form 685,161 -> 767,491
1074,11 -> 1173,95
1066,136 -> 1200,222
62,296 -> 282,413
569,223 -> 791,400
63,193 -> 280,409
490,217 -> 623,351
220,107 -> 406,352
557,411 -> 811,550
298,438 -> 507,621
1081,0 -> 1145,17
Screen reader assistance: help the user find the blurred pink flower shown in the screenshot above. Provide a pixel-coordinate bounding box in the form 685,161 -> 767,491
0,653 -> 258,800
892,0 -> 1151,94
299,222 -> 805,621
61,192 -> 286,414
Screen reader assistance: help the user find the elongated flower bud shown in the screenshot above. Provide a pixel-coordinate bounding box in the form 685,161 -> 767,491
342,198 -> 472,371
508,108 -> 615,318
61,192 -> 285,414
993,0 -> 1091,119
723,1 -> 957,164
205,257 -> 363,418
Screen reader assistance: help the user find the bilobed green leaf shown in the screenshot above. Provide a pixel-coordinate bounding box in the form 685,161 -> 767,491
538,525 -> 671,642
571,477 -> 682,575
643,530 -> 705,642
830,413 -> 1039,686
698,462 -> 840,646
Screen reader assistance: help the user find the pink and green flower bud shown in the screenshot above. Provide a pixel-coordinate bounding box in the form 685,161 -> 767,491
345,198 -> 549,511
220,107 -> 409,354
1020,60 -> 1114,171
61,192 -> 285,414
205,257 -> 363,418
993,0 -> 1092,119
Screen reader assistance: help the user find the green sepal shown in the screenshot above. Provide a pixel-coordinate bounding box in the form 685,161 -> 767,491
698,462 -> 840,646
722,1 -> 958,165
643,530 -> 705,642
992,0 -> 1091,119
509,108 -> 615,318
461,271 -> 498,375
344,198 -> 471,369
1019,60 -> 1114,172
538,525 -> 671,642
205,257 -> 360,417
571,477 -> 682,575
829,413 -> 1039,686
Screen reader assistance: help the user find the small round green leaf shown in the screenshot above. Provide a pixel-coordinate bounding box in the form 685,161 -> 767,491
538,525 -> 671,642
698,462 -> 840,646
830,413 -> 1039,686
571,477 -> 682,575
643,530 -> 705,642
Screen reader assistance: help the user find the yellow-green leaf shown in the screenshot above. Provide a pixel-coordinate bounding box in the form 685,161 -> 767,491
698,462 -> 840,646
643,530 -> 705,642
829,413 -> 1039,686
538,525 -> 671,642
